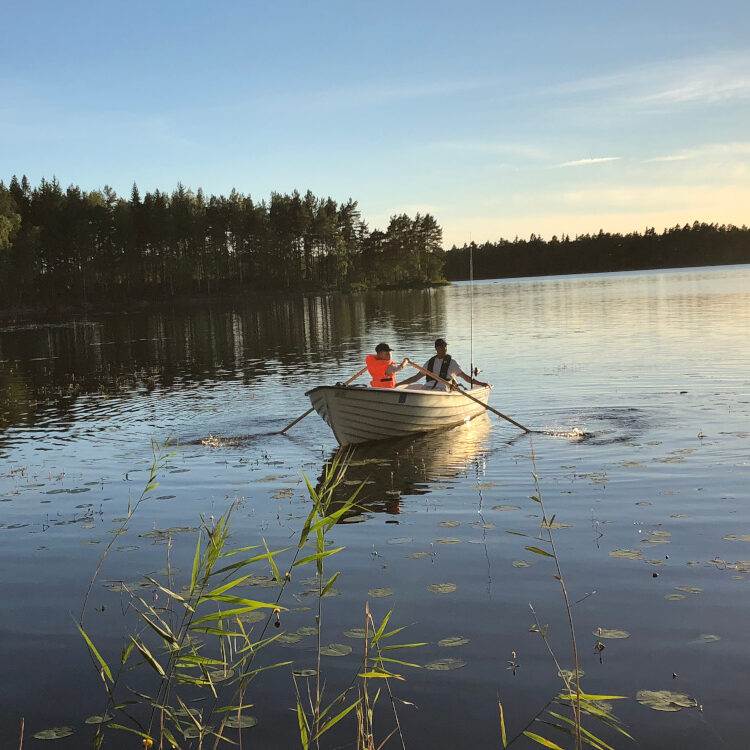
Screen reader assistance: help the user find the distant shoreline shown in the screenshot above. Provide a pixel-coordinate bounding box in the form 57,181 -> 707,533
3,261 -> 748,323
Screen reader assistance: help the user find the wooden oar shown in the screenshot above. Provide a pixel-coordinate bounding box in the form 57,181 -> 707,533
279,366 -> 369,434
405,361 -> 532,434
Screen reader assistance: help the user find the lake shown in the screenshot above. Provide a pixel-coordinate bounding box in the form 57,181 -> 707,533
1,265 -> 749,749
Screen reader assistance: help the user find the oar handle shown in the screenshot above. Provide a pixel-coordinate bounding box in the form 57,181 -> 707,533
279,366 -> 369,435
405,360 -> 531,433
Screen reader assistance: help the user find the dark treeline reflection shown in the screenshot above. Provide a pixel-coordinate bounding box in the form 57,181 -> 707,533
0,289 -> 446,431
0,176 -> 444,309
444,223 -> 750,280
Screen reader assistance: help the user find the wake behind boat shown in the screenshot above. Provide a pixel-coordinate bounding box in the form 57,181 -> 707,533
305,382 -> 492,446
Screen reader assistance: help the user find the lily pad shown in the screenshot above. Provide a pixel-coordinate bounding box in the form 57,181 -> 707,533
594,628 -> 630,639
296,626 -> 318,636
277,633 -> 303,644
438,521 -> 460,527
610,549 -> 643,560
636,689 -> 697,712
434,538 -> 461,545
293,668 -> 318,677
725,534 -> 750,542
208,668 -> 235,681
665,594 -> 685,601
492,505 -> 521,511
425,657 -> 466,671
694,634 -> 720,643
344,628 -> 368,639
237,611 -> 266,624
34,727 -> 74,740
406,551 -> 430,559
320,643 -> 352,657
84,714 -> 113,724
428,583 -> 456,594
368,587 -> 394,598
558,668 -> 585,680
438,636 -> 469,647
674,586 -> 702,594
387,536 -> 413,544
512,560 -> 531,568
224,715 -> 258,728
341,514 -> 370,524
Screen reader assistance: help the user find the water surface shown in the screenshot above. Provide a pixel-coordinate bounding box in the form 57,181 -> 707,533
1,265 -> 749,749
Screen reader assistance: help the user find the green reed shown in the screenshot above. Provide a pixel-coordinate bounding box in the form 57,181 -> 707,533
77,446 -> 423,749
499,439 -> 632,750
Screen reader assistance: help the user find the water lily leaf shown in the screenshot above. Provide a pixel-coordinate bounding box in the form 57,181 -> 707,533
512,560 -> 531,568
293,668 -> 318,677
184,726 -> 213,738
438,521 -> 460,527
438,636 -> 469,647
674,586 -> 702,594
665,594 -> 685,600
320,643 -> 352,656
34,727 -> 74,739
594,628 -> 630,639
428,583 -> 456,594
649,530 -> 672,537
491,505 -> 521,511
341,514 -> 370,524
434,538 -> 461,545
237,611 -> 266,624
368,587 -> 394,598
296,626 -> 318,636
724,534 -> 750,542
84,714 -> 113,725
636,689 -> 697,711
387,536 -> 412,544
472,521 -> 496,530
406,552 -> 430,559
224,715 -> 258,728
344,628 -> 368,639
425,657 -> 466,671
558,668 -> 585,680
610,549 -> 643,560
694,634 -> 720,643
208,668 -> 235,681
277,633 -> 302,644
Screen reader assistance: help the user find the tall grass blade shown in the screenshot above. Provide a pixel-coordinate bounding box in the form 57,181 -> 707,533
75,621 -> 113,683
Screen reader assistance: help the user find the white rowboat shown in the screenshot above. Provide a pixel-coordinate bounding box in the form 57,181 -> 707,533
305,384 -> 492,446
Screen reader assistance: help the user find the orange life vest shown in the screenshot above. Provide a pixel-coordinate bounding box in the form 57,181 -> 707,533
366,354 -> 396,388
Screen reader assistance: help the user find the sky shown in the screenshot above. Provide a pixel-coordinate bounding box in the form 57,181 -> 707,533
2,0 -> 750,248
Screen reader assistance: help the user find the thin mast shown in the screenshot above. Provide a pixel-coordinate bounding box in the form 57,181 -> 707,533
469,236 -> 474,382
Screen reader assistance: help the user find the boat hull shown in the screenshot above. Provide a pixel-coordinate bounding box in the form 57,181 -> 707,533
305,384 -> 491,446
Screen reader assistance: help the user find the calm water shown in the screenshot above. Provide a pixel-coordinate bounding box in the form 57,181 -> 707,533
1,266 -> 749,749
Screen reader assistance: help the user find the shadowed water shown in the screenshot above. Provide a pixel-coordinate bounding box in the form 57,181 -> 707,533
1,266 -> 749,748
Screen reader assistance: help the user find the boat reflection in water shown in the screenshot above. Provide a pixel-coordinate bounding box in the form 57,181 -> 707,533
315,412 -> 493,519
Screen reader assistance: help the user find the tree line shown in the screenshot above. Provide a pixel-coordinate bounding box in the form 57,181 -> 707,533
0,176 -> 445,309
443,223 -> 750,280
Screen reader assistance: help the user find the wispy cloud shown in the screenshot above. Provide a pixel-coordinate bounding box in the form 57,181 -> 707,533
646,141 -> 750,162
556,156 -> 621,168
552,51 -> 750,110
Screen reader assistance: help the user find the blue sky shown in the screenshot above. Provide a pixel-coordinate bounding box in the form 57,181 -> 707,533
3,0 -> 749,247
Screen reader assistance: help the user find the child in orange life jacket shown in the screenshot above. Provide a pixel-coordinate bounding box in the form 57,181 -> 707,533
365,342 -> 409,388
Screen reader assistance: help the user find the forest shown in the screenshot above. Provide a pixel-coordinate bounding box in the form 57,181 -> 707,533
0,176 -> 444,310
444,224 -> 750,280
1,175 -> 748,312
